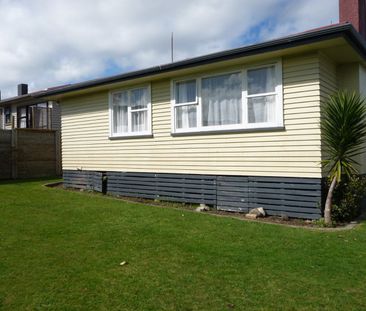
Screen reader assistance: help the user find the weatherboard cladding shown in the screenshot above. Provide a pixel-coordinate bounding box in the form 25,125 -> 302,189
61,53 -> 323,178
63,170 -> 322,219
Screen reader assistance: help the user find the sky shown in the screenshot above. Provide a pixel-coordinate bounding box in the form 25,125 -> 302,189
0,0 -> 339,99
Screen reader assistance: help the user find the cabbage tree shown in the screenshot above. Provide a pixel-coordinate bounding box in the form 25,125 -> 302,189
321,92 -> 366,225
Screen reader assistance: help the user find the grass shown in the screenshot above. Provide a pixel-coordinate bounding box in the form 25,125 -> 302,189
1,179 -> 366,310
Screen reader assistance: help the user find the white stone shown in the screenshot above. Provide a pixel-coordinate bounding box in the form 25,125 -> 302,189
195,204 -> 209,212
249,207 -> 266,217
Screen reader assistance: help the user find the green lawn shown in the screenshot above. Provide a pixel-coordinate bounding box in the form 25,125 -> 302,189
0,180 -> 366,310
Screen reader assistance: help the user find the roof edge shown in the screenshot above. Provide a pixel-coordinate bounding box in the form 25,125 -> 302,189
5,23 -> 366,100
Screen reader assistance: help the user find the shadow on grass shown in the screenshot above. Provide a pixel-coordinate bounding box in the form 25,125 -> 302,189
0,176 -> 62,185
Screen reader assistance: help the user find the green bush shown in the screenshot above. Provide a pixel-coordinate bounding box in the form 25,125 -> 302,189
332,175 -> 366,223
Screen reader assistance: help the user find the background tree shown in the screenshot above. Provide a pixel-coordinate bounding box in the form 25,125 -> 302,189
321,92 -> 366,225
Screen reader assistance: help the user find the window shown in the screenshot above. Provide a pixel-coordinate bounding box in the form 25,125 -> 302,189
18,107 -> 27,128
246,66 -> 277,125
174,80 -> 197,130
201,73 -> 242,127
110,85 -> 151,137
172,61 -> 283,133
17,103 -> 51,129
4,107 -> 11,124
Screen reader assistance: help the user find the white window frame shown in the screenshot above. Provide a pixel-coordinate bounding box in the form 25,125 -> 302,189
171,78 -> 200,132
109,84 -> 152,138
171,59 -> 283,134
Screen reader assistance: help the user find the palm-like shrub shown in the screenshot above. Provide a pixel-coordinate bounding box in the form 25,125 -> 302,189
321,92 -> 366,225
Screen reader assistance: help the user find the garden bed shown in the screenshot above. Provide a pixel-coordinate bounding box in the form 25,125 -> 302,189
47,182 -> 361,230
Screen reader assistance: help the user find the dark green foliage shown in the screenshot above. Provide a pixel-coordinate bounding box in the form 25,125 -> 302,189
332,176 -> 366,222
321,92 -> 366,181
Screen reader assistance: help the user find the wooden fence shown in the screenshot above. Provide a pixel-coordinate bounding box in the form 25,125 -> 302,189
0,129 -> 61,179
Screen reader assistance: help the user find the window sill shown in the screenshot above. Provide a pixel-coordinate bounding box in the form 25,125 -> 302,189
171,126 -> 285,137
109,133 -> 153,140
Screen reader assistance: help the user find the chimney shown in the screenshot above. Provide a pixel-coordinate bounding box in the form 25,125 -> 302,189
17,83 -> 28,96
340,0 -> 366,40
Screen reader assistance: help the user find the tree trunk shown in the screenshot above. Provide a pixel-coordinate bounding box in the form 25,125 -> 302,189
324,176 -> 337,225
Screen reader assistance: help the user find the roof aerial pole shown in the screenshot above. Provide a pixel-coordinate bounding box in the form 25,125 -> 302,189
171,32 -> 174,62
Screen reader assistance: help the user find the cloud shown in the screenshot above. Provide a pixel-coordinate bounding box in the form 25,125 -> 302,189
0,0 -> 338,99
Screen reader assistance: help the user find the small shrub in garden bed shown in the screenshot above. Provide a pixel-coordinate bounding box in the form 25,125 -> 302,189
332,175 -> 366,223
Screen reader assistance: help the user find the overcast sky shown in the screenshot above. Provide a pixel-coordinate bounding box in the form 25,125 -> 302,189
0,0 -> 338,99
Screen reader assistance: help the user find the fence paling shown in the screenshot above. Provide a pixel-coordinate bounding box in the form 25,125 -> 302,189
0,129 -> 59,179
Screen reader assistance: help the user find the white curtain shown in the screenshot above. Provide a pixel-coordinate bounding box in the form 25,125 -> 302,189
176,80 -> 196,103
248,95 -> 276,123
131,88 -> 148,109
131,88 -> 148,132
113,92 -> 128,134
201,73 -> 242,126
175,80 -> 197,129
248,66 -> 275,95
131,111 -> 147,132
247,66 -> 276,123
176,105 -> 197,129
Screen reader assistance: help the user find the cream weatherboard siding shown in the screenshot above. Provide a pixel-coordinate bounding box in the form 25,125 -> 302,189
319,53 -> 338,177
336,62 -> 366,174
60,53 -> 324,178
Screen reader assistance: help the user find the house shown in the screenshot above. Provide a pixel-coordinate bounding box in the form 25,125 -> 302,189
0,84 -> 61,130
39,0 -> 366,219
0,84 -> 64,178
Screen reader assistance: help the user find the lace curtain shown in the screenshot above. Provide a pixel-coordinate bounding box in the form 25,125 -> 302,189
247,66 -> 276,123
201,73 -> 242,126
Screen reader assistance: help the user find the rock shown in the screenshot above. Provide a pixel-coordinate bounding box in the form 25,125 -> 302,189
195,204 -> 210,212
245,213 -> 258,219
248,207 -> 266,217
257,207 -> 266,217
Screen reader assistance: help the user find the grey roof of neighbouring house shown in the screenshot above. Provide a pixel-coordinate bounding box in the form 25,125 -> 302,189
0,85 -> 70,105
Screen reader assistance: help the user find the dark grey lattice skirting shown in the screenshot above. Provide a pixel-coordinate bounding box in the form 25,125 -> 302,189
63,170 -> 103,192
63,170 -> 322,219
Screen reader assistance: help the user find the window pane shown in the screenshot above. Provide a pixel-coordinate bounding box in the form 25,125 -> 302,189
19,107 -> 27,117
248,66 -> 275,95
33,107 -> 48,129
130,88 -> 148,110
176,80 -> 196,104
202,73 -> 242,126
176,105 -> 197,129
113,91 -> 128,133
113,91 -> 128,107
19,118 -> 27,128
131,111 -> 148,132
248,95 -> 276,123
5,108 -> 11,123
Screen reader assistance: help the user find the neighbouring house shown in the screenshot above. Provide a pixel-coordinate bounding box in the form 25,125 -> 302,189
0,84 -> 61,130
0,84 -> 64,178
39,0 -> 366,219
